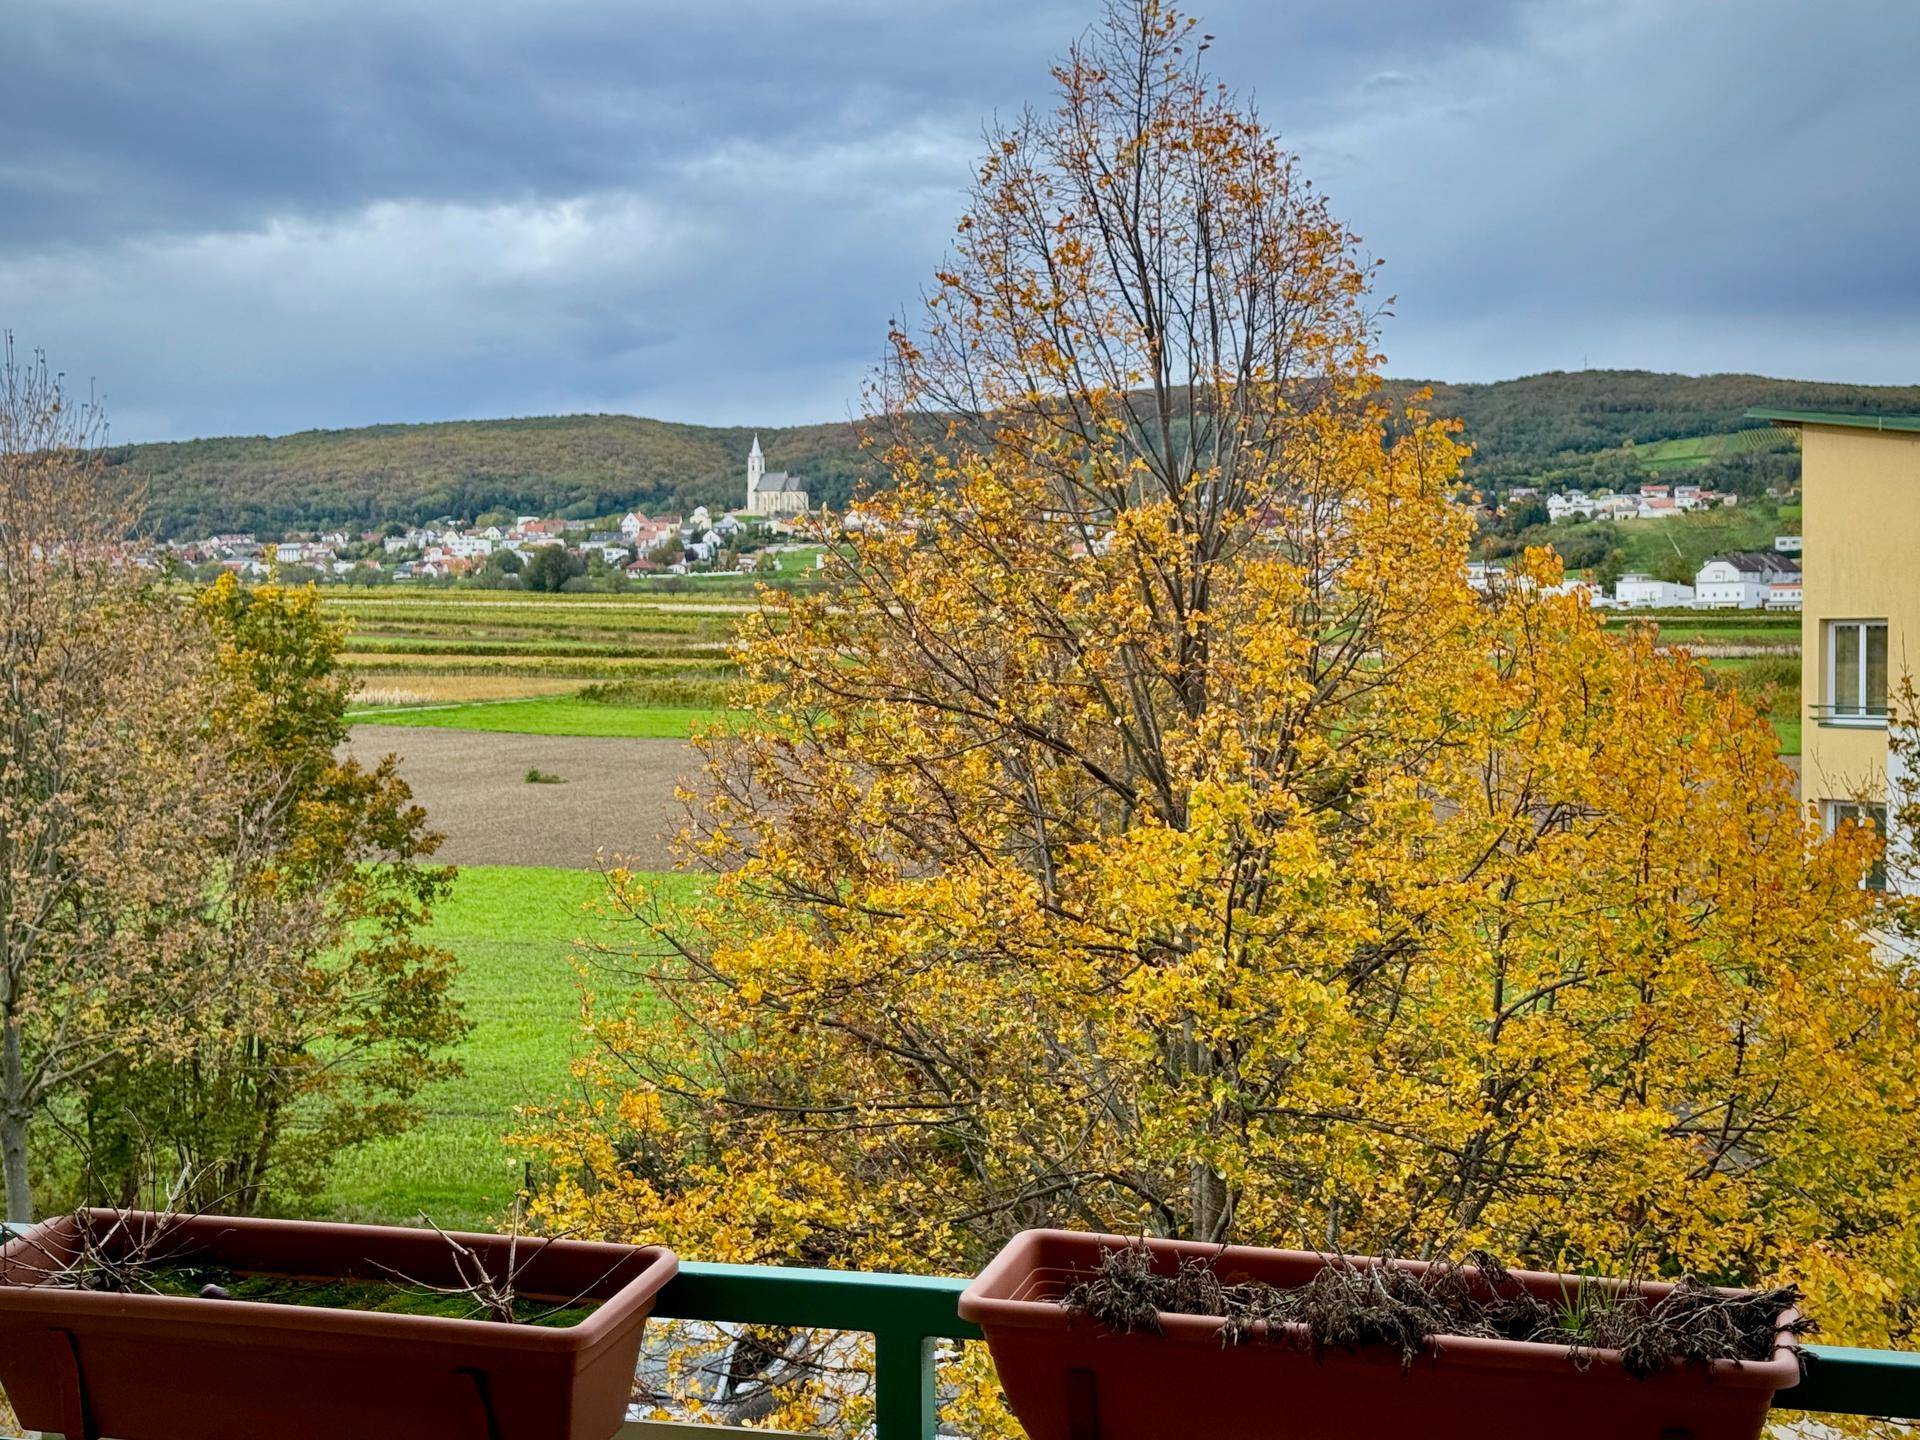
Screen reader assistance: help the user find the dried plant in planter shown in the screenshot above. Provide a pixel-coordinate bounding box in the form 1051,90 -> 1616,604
2,1164 -> 232,1297
372,1207 -> 627,1326
1060,1244 -> 1811,1378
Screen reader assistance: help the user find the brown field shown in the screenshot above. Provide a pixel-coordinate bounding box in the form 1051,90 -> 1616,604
346,726 -> 699,869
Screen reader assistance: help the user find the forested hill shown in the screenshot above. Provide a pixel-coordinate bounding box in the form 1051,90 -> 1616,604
1394,370 -> 1920,489
118,414 -> 869,538
119,370 -> 1920,537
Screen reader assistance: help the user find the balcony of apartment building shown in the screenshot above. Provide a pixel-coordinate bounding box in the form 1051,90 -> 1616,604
5,1216 -> 1920,1439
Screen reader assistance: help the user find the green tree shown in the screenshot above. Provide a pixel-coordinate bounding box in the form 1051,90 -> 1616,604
0,344 -> 239,1222
1653,549 -> 1695,586
72,578 -> 468,1211
522,546 -> 582,592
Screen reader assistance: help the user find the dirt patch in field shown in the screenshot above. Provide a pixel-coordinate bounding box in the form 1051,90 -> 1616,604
347,726 -> 702,870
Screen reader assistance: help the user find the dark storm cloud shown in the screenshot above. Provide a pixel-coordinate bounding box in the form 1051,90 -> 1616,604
0,0 -> 1913,441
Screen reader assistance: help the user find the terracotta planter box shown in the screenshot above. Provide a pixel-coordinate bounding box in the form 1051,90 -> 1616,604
959,1229 -> 1802,1440
0,1210 -> 676,1440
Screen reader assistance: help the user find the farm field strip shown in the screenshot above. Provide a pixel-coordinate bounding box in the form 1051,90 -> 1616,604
346,638 -> 731,659
352,676 -> 596,705
320,595 -> 758,616
352,696 -> 725,737
343,654 -> 735,679
323,590 -> 747,732
336,605 -> 738,624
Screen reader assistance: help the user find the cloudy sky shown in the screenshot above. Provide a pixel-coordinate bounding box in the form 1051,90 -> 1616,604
3,0 -> 1915,442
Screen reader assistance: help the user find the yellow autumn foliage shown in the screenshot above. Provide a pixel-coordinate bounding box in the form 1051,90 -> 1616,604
519,3 -> 1920,1430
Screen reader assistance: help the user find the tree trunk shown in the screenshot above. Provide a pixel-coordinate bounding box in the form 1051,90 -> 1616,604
2,1018 -> 31,1222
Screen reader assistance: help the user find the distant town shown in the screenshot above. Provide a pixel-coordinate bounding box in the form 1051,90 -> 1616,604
1470,478 -> 1804,611
142,436 -> 824,589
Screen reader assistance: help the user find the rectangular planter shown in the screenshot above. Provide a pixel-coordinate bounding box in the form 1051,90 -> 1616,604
959,1230 -> 1802,1440
0,1210 -> 677,1440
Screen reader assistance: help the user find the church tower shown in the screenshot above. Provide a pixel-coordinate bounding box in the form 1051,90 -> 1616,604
746,435 -> 764,513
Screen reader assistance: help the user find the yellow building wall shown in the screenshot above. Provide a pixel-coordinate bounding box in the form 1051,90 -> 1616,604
1798,424 -> 1920,811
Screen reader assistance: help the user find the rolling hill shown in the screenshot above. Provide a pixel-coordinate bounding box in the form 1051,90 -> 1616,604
117,370 -> 1920,537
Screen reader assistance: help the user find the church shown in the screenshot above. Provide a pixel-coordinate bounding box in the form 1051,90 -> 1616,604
745,436 -> 809,517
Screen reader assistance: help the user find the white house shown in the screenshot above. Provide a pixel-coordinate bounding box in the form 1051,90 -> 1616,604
1613,574 -> 1696,608
1547,491 -> 1597,522
1766,576 -> 1803,611
1693,552 -> 1801,610
1774,534 -> 1803,554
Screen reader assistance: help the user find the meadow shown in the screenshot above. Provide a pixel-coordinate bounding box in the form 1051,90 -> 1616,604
320,865 -> 698,1228
1606,503 -> 1797,577
351,695 -> 719,737
1630,426 -> 1791,473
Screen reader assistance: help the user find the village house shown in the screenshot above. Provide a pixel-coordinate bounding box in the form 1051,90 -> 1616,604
1693,551 -> 1801,609
1613,573 -> 1696,608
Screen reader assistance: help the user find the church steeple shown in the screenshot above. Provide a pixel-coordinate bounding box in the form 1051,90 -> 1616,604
747,434 -> 765,510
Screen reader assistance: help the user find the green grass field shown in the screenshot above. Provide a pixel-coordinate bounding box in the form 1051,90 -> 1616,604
321,866 -> 695,1226
349,695 -> 723,738
1631,427 -> 1790,473
1608,504 -> 1794,577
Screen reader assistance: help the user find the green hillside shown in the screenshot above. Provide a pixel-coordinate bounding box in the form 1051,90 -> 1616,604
120,414 -> 868,537
118,370 -> 1920,537
1630,427 -> 1793,472
1397,370 -> 1920,482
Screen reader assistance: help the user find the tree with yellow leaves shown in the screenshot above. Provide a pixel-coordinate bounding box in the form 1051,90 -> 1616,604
523,2 -> 1920,1416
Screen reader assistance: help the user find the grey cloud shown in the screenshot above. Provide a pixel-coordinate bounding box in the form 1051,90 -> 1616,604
0,0 -> 1913,441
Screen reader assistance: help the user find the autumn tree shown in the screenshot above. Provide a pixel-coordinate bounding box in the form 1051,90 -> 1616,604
70,577 -> 468,1212
0,341 -> 233,1221
0,337 -> 465,1220
525,0 -> 1920,1394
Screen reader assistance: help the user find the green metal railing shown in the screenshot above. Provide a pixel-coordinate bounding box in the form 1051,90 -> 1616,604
653,1262 -> 978,1439
6,1223 -> 1920,1437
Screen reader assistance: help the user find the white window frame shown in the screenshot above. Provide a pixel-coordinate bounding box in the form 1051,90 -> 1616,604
1824,619 -> 1889,726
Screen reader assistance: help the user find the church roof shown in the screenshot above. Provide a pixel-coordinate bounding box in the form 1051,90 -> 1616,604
749,435 -> 763,457
759,471 -> 808,493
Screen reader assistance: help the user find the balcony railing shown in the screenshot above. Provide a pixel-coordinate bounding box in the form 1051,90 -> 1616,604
6,1225 -> 1920,1437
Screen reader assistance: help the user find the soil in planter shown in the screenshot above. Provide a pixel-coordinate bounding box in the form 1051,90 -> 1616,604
62,1261 -> 602,1328
1060,1245 -> 1809,1378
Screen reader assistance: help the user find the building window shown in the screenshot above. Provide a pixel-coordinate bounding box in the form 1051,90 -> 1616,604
1825,800 -> 1889,891
1826,620 -> 1889,721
